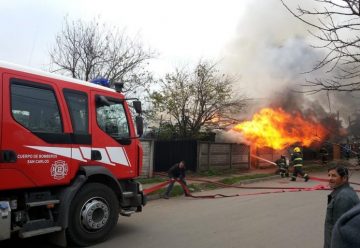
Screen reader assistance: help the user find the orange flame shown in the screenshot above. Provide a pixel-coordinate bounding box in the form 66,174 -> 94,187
232,107 -> 328,150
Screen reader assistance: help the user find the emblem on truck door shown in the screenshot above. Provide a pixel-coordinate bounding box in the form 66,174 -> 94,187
51,160 -> 68,180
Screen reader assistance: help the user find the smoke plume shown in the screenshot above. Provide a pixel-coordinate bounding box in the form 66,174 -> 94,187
215,0 -> 359,143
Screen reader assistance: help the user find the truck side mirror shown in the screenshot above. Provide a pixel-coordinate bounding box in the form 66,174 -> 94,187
133,100 -> 142,114
114,82 -> 124,93
135,116 -> 143,137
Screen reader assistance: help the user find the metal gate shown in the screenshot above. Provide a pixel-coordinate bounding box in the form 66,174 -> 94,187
153,140 -> 197,172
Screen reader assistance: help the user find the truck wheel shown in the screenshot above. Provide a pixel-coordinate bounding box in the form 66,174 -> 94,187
67,183 -> 119,247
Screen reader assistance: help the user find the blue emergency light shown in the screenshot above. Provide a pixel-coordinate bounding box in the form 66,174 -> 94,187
90,77 -> 110,87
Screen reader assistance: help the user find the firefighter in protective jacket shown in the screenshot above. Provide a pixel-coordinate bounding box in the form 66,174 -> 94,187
290,147 -> 309,182
275,155 -> 289,178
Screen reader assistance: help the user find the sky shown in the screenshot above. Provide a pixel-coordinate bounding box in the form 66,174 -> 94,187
0,0 -> 248,73
1,0 -> 359,122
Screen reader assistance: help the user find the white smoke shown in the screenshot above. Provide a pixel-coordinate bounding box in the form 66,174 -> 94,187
221,0 -> 320,98
218,0 -> 360,125
214,129 -> 250,144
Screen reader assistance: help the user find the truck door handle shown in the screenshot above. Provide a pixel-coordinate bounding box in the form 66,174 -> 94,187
0,150 -> 17,163
91,150 -> 102,161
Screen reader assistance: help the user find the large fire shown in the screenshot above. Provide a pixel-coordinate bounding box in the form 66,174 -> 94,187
232,107 -> 328,150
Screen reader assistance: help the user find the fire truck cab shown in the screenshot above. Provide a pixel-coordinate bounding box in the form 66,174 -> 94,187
0,61 -> 146,246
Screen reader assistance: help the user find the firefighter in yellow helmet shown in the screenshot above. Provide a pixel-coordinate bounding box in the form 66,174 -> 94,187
290,147 -> 309,182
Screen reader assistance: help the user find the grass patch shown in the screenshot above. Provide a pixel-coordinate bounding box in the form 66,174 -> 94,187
197,168 -> 246,177
219,174 -> 272,185
197,169 -> 219,177
169,183 -> 220,196
149,184 -> 186,197
166,185 -> 185,196
137,177 -> 166,184
143,162 -> 341,199
148,182 -> 219,197
148,173 -> 275,198
193,183 -> 219,191
156,174 -> 273,197
142,164 -> 328,198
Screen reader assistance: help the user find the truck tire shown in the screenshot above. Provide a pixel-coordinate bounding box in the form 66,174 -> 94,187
67,182 -> 119,247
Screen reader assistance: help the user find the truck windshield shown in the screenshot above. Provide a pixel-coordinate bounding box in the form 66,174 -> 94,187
96,97 -> 130,140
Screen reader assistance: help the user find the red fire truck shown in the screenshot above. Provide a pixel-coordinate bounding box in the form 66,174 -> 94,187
0,61 -> 146,246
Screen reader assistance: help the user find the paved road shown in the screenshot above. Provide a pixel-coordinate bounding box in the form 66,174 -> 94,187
2,170 -> 360,248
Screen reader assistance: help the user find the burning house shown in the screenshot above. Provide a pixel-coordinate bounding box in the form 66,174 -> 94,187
231,106 -> 329,167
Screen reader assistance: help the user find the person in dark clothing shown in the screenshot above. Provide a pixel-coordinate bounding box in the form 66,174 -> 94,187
324,165 -> 359,248
163,161 -> 187,199
331,203 -> 360,248
290,147 -> 309,182
275,155 -> 289,178
344,144 -> 351,160
320,146 -> 329,165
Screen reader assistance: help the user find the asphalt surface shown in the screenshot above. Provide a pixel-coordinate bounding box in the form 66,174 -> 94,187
2,169 -> 360,248
94,172 -> 332,248
96,169 -> 360,248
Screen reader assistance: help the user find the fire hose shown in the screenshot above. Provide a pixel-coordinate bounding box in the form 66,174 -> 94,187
144,151 -> 360,199
251,152 -> 360,186
143,174 -> 360,199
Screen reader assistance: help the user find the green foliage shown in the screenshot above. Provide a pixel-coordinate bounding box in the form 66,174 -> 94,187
198,169 -> 222,177
154,122 -> 179,140
198,168 -> 246,177
149,60 -> 247,139
137,177 -> 167,184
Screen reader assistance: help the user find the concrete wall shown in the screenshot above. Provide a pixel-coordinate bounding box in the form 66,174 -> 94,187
140,139 -> 155,178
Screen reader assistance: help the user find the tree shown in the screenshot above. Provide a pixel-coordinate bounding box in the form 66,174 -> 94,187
49,17 -> 155,94
281,0 -> 360,93
149,61 -> 247,139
